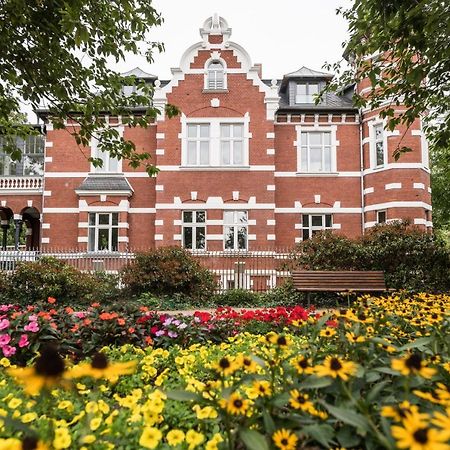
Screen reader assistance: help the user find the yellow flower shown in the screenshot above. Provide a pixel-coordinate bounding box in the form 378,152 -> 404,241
381,401 -> 422,422
235,354 -> 260,373
68,352 -> 136,382
432,408 -> 450,440
213,356 -> 238,377
139,427 -> 162,449
89,417 -> 102,431
319,327 -> 337,338
53,428 -> 71,449
0,437 -> 48,450
345,332 -> 365,343
166,429 -> 185,446
392,414 -> 449,450
391,353 -> 436,378
7,398 -> 22,409
185,430 -> 205,449
219,392 -> 250,415
272,429 -> 298,450
7,345 -> 66,396
289,389 -> 314,412
315,356 -> 357,381
21,412 -> 38,423
80,435 -> 96,444
247,380 -> 272,399
193,405 -> 218,419
290,355 -> 314,375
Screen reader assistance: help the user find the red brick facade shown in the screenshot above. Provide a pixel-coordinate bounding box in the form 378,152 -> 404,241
0,15 -> 432,252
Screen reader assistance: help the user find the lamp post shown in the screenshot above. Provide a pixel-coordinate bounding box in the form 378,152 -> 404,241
1,220 -> 9,251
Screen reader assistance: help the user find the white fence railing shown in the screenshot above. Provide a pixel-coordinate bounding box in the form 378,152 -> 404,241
0,177 -> 43,191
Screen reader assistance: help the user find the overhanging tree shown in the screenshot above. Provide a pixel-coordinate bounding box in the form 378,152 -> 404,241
0,0 -> 177,175
325,0 -> 450,154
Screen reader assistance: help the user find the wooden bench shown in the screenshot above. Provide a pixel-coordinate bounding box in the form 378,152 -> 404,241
292,270 -> 389,306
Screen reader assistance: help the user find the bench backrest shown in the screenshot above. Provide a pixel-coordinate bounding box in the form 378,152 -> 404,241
292,270 -> 387,291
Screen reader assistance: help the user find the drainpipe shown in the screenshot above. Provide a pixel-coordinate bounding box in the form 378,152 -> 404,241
359,113 -> 365,235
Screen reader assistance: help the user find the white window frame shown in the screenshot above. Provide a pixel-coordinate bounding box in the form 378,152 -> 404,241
220,123 -> 245,166
90,128 -> 123,173
181,114 -> 250,167
369,120 -> 387,168
204,57 -> 227,90
223,210 -> 248,250
186,124 -> 210,166
295,125 -> 338,173
295,82 -> 320,104
182,210 -> 207,250
302,214 -> 333,240
88,212 -> 119,252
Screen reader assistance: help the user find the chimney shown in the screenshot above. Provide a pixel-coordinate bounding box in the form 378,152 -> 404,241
254,63 -> 262,78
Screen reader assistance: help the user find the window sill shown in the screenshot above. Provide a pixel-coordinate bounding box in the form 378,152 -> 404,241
180,166 -> 250,171
202,89 -> 229,94
295,172 -> 338,177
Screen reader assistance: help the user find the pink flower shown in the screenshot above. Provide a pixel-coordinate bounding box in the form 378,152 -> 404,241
75,312 -> 85,319
28,315 -> 37,322
18,334 -> 29,348
0,334 -> 11,346
2,345 -> 16,357
24,322 -> 39,333
0,319 -> 9,330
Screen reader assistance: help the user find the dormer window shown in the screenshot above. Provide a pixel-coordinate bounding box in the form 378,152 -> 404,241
295,82 -> 319,104
206,60 -> 225,90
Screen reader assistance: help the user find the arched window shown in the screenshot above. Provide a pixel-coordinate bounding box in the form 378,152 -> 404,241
206,60 -> 225,90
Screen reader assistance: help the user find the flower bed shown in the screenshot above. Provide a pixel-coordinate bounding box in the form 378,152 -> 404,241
0,293 -> 449,449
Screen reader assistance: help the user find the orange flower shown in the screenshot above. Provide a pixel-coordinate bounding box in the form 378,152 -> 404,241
71,325 -> 79,332
65,307 -> 74,314
128,327 -> 135,333
83,319 -> 92,326
145,336 -> 153,346
49,309 -> 57,315
50,323 -> 58,330
48,297 -> 56,304
140,306 -> 149,312
91,303 -> 100,308
117,318 -> 125,326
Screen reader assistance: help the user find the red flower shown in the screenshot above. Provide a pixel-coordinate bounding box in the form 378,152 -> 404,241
128,327 -> 135,334
150,326 -> 159,335
117,318 -> 125,326
47,297 -> 56,304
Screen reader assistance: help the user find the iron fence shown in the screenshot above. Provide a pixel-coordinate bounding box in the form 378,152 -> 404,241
0,248 -> 295,293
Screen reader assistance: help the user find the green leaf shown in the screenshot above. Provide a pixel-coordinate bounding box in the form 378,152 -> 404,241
323,403 -> 370,434
302,424 -> 335,448
262,411 -> 276,435
164,390 -> 200,402
299,376 -> 333,389
398,337 -> 432,351
337,425 -> 362,448
239,428 -> 269,450
271,392 -> 290,408
367,380 -> 390,403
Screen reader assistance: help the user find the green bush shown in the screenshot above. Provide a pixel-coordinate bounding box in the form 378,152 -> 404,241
120,246 -> 217,302
291,222 -> 450,293
5,257 -> 119,305
213,289 -> 261,307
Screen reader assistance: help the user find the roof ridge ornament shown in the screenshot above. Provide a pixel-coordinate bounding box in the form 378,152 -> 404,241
200,15 -> 232,46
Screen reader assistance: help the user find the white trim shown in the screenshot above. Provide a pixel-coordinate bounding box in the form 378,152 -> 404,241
266,148 -> 275,155
413,183 -> 425,190
276,207 -> 362,214
44,156 -> 53,163
77,237 -> 88,243
41,223 -> 50,229
155,234 -> 163,240
43,191 -> 52,197
128,208 -> 156,213
44,141 -> 53,148
156,149 -> 165,156
118,236 -> 129,243
274,171 -> 361,178
267,219 -> 276,226
205,234 -> 224,241
428,187 -> 432,193
155,219 -> 164,226
44,172 -> 89,178
248,234 -> 257,241
314,195 -> 321,204
41,237 -> 50,244
267,234 -> 276,241
173,234 -> 182,241
156,133 -> 165,139
42,208 -> 79,213
332,223 -> 342,229
364,201 -> 432,212
368,118 -> 388,169
363,163 -> 430,175
75,190 -> 132,197
363,187 -> 374,195
155,185 -> 164,191
266,185 -> 275,191
266,132 -> 275,139
173,219 -> 182,226
385,183 -> 402,190
411,130 -> 422,136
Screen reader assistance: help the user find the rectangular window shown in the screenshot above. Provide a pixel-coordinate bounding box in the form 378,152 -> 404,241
376,210 -> 387,224
373,124 -> 385,167
88,213 -> 119,251
300,132 -> 332,172
220,124 -> 244,165
91,132 -> 120,173
182,210 -> 206,250
0,135 -> 44,176
224,211 -> 248,250
295,83 -> 320,104
187,124 -> 210,166
302,214 -> 332,240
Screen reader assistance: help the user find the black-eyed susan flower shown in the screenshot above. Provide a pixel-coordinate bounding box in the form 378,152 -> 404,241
213,356 -> 238,377
391,415 -> 449,450
272,428 -> 298,450
68,352 -> 136,382
432,408 -> 450,440
139,427 -> 162,449
7,345 -> 66,395
219,392 -> 250,415
319,327 -> 337,338
315,356 -> 357,381
381,401 -> 423,422
290,355 -> 314,375
345,331 -> 366,343
235,354 -> 260,373
247,380 -> 272,399
391,353 -> 436,378
289,389 -> 314,412
166,429 -> 185,446
6,436 -> 49,450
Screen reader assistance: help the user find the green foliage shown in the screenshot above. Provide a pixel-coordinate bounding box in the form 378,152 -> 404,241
325,0 -> 450,150
430,144 -> 450,232
0,0 -> 178,175
120,246 -> 217,301
213,289 -> 261,308
291,222 -> 450,293
3,257 -> 119,305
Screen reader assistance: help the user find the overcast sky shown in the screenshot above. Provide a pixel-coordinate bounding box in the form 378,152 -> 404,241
116,0 -> 352,80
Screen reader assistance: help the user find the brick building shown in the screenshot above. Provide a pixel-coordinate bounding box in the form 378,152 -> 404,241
0,15 -> 432,253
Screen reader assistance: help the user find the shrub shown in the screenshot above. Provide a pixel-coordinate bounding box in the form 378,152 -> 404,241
212,289 -> 261,307
291,222 -> 450,293
120,246 -> 217,301
6,257 -> 119,305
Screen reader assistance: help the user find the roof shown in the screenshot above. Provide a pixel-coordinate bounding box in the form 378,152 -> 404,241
76,176 -> 133,193
121,67 -> 157,80
284,66 -> 334,79
278,90 -> 356,112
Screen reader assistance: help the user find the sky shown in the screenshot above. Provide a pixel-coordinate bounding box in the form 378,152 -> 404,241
115,0 -> 352,80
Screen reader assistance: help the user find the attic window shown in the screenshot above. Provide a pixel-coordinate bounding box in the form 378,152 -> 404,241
207,61 -> 225,90
295,83 -> 319,104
